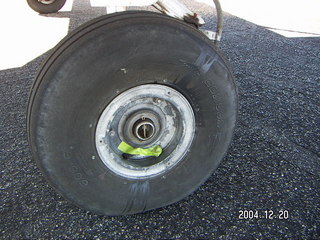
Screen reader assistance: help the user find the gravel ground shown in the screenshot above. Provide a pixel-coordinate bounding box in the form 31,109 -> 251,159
1,0 -> 319,239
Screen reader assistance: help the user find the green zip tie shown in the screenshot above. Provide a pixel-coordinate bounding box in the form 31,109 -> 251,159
117,141 -> 162,157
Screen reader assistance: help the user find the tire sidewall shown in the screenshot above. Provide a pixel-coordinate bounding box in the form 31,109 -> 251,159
29,12 -> 237,215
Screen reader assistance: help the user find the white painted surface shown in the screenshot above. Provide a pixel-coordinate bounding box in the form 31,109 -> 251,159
0,0 -> 73,70
196,0 -> 320,37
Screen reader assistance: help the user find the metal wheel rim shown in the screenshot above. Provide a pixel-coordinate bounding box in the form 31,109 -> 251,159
95,84 -> 195,179
38,0 -> 56,5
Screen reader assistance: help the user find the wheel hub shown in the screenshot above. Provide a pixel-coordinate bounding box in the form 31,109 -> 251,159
95,84 -> 195,179
121,110 -> 161,146
133,117 -> 156,141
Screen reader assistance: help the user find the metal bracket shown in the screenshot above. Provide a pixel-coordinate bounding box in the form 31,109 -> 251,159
200,29 -> 221,42
153,0 -> 205,26
105,0 -> 204,26
104,0 -> 223,44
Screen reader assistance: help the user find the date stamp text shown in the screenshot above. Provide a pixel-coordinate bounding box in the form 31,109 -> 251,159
238,210 -> 289,220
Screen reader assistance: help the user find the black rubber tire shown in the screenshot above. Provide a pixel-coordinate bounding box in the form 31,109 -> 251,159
27,0 -> 66,14
27,11 -> 238,215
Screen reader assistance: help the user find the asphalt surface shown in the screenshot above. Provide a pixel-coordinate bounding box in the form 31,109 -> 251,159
1,0 -> 320,239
